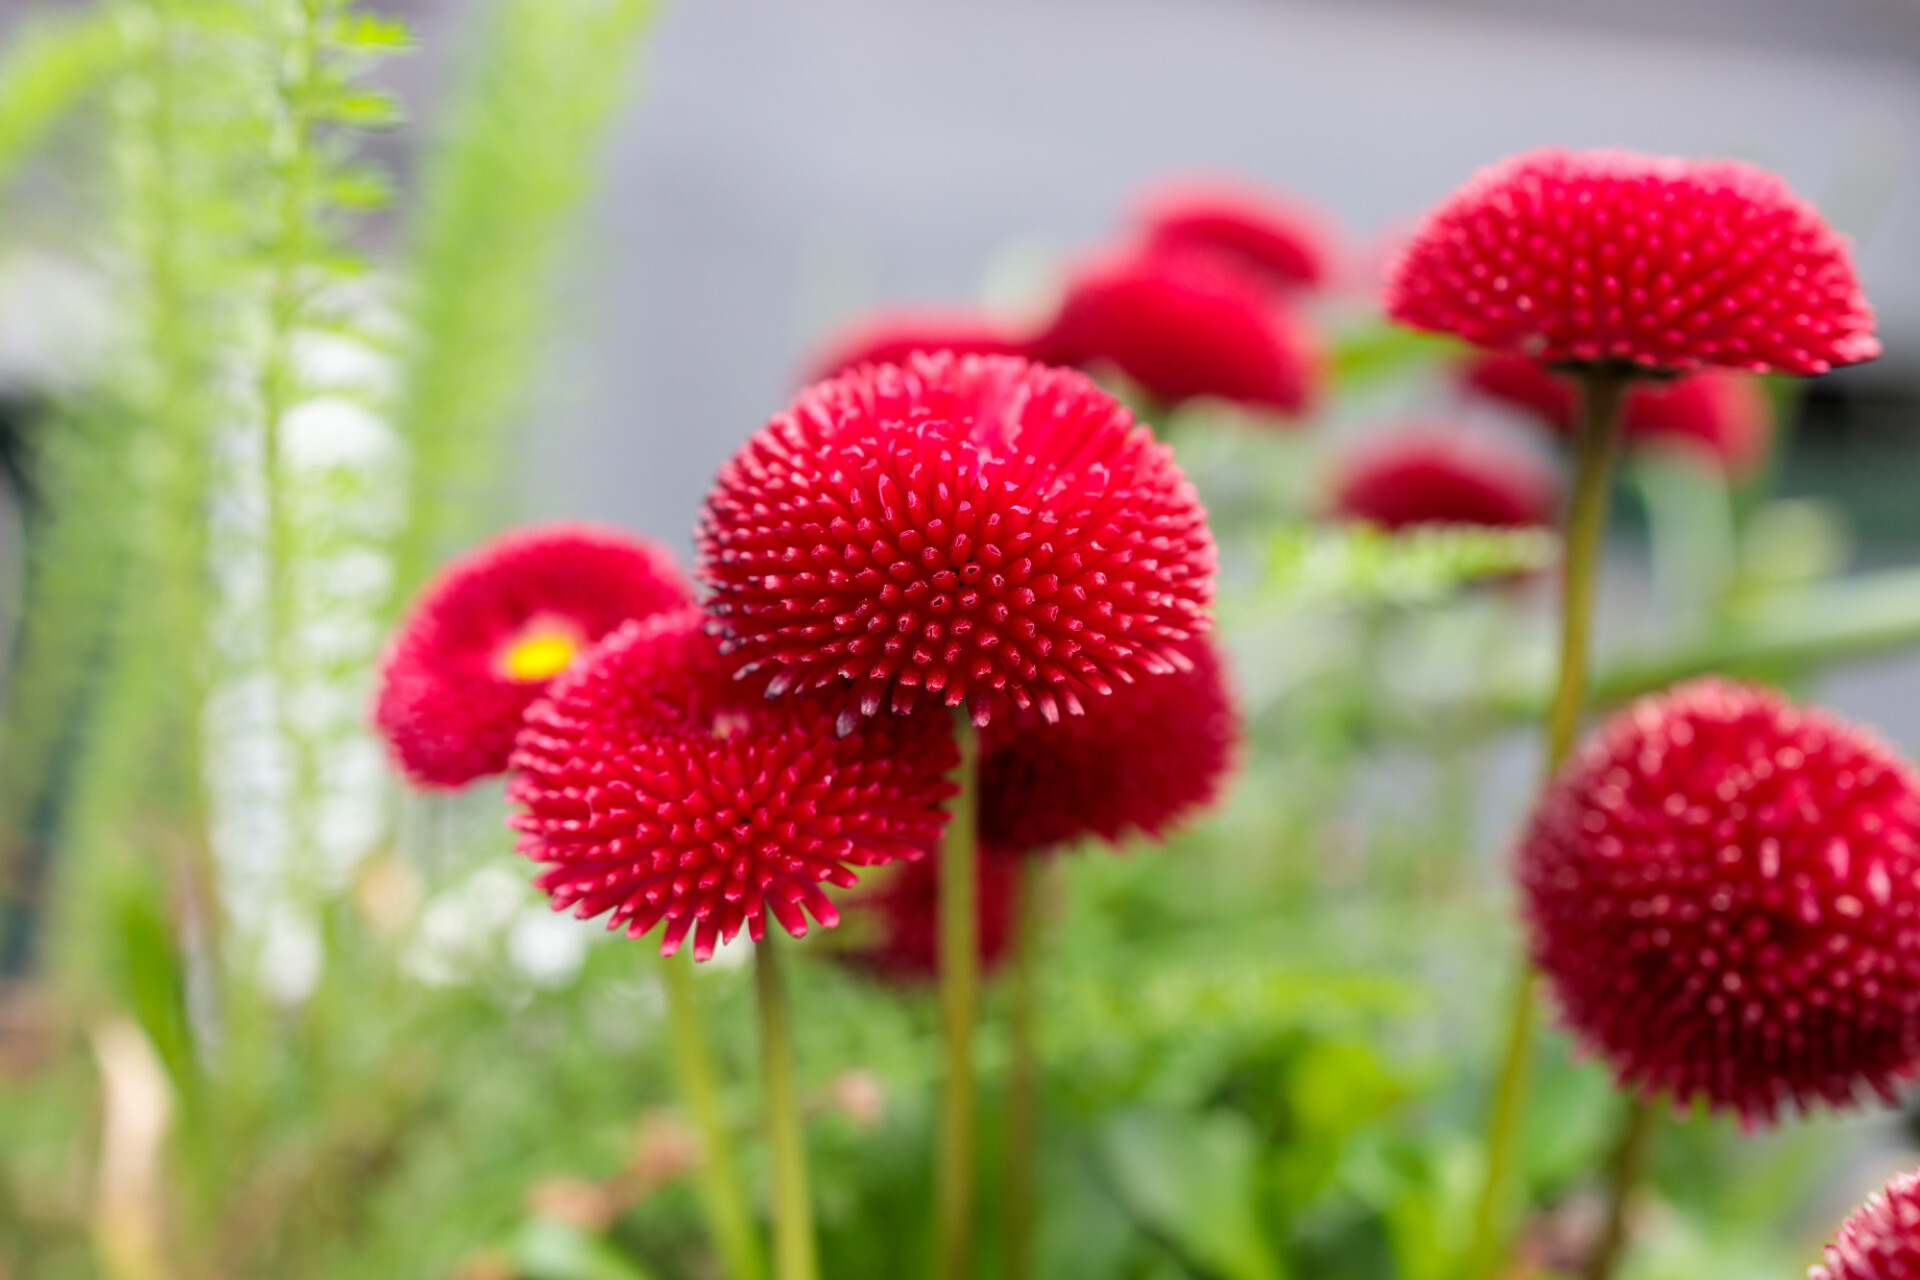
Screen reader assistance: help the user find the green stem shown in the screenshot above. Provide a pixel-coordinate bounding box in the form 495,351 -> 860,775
662,951 -> 765,1280
1583,1100 -> 1656,1280
934,712 -> 981,1280
1463,367 -> 1627,1279
754,934 -> 816,1280
1002,853 -> 1045,1280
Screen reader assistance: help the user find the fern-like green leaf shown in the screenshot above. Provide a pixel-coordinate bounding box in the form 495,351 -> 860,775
1266,523 -> 1557,607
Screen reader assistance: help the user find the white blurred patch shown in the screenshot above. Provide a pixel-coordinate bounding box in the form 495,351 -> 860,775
507,906 -> 595,987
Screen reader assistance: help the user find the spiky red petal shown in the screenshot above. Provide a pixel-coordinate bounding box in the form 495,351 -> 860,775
1331,426 -> 1560,531
1814,1169 -> 1920,1280
801,308 -> 1035,385
1134,177 -> 1339,291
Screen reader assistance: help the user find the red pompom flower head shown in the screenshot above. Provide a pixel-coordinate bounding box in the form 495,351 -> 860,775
1813,1168 -> 1920,1280
1331,426 -> 1560,532
840,848 -> 1020,984
374,524 -> 692,789
801,307 -> 1036,386
698,352 -> 1218,729
1518,677 -> 1920,1123
1387,148 -> 1879,375
981,633 -> 1238,853
508,610 -> 958,961
1133,177 -> 1340,292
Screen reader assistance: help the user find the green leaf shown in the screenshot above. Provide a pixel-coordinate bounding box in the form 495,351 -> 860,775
323,88 -> 404,128
328,13 -> 414,51
1100,1107 -> 1287,1280
511,1220 -> 658,1280
1266,524 -> 1557,608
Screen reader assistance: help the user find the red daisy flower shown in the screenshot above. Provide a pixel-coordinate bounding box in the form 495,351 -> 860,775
697,352 -> 1217,728
1518,677 -> 1920,1123
839,848 -> 1020,983
374,525 -> 692,789
801,307 -> 1035,385
1386,148 -> 1879,375
1813,1169 -> 1920,1280
980,633 -> 1238,853
1030,248 -> 1323,415
1330,426 -> 1560,531
1133,177 -> 1339,291
507,610 -> 958,961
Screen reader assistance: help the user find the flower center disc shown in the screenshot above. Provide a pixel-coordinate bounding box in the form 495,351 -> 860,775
499,632 -> 578,683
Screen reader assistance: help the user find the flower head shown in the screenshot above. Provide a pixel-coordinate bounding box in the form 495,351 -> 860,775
698,352 -> 1217,728
981,634 -> 1237,852
1031,249 -> 1322,414
801,308 -> 1034,385
1387,148 -> 1879,374
840,848 -> 1019,983
508,610 -> 958,961
1813,1168 -> 1920,1280
1519,677 -> 1920,1122
1133,177 -> 1339,291
1331,426 -> 1560,531
375,525 -> 692,789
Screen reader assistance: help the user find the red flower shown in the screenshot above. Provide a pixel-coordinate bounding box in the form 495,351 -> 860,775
981,634 -> 1237,852
1813,1169 -> 1920,1280
1030,248 -> 1322,414
1518,677 -> 1920,1123
508,610 -> 958,961
374,525 -> 692,789
1133,178 -> 1339,291
839,848 -> 1020,983
1463,353 -> 1772,476
801,308 -> 1035,385
1330,427 -> 1560,531
698,352 -> 1217,728
1386,148 -> 1879,374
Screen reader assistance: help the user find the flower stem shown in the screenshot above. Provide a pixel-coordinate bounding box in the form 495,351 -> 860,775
1464,366 -> 1627,1278
1002,853 -> 1046,1280
934,711 -> 981,1280
662,950 -> 766,1280
754,934 -> 816,1280
1583,1099 -> 1656,1280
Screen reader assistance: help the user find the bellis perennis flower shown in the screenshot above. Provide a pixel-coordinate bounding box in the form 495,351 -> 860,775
508,610 -> 958,961
1387,148 -> 1879,375
1331,426 -> 1560,532
841,849 -> 1020,984
1133,177 -> 1339,292
1813,1168 -> 1920,1280
374,525 -> 692,789
1519,678 -> 1920,1123
801,308 -> 1035,385
698,352 -> 1217,729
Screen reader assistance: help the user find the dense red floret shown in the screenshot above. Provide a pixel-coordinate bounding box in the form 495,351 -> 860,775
1518,677 -> 1920,1123
1134,178 -> 1339,291
374,525 -> 692,789
698,352 -> 1218,728
1331,426 -> 1560,531
507,610 -> 958,961
980,633 -> 1238,852
1813,1169 -> 1920,1280
1386,148 -> 1880,374
1031,249 -> 1323,414
801,308 -> 1036,385
839,847 -> 1020,983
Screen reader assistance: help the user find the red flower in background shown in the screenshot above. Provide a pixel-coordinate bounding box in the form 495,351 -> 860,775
1813,1169 -> 1920,1280
1331,427 -> 1560,531
1133,178 -> 1339,292
1386,148 -> 1879,374
698,352 -> 1217,728
1518,678 -> 1920,1123
801,308 -> 1036,385
508,610 -> 958,961
839,849 -> 1021,983
980,634 -> 1238,853
1031,248 -> 1322,415
374,525 -> 692,789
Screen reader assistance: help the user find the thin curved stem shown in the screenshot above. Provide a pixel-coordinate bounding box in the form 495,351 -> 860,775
1584,1099 -> 1656,1280
1003,853 -> 1046,1280
934,712 -> 981,1280
754,935 -> 816,1280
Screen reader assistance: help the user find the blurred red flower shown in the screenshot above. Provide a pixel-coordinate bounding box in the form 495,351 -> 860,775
1133,177 -> 1339,292
839,848 -> 1020,984
1330,426 -> 1560,531
1813,1168 -> 1920,1280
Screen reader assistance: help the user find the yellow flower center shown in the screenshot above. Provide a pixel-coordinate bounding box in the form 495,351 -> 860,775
500,633 -> 577,683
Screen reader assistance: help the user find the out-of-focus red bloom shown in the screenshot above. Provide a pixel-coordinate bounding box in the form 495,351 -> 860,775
1386,148 -> 1880,375
800,308 -> 1035,385
1462,353 -> 1772,476
1030,248 -> 1323,415
698,352 -> 1217,728
980,634 -> 1237,853
1812,1168 -> 1920,1280
1330,426 -> 1560,531
1518,677 -> 1920,1123
508,610 -> 958,961
839,848 -> 1020,983
374,525 -> 692,789
1133,178 -> 1339,291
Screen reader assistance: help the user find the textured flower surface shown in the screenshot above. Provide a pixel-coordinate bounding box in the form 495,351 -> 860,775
801,307 -> 1034,385
981,634 -> 1237,852
1813,1169 -> 1920,1280
1031,249 -> 1322,414
699,352 -> 1217,727
840,848 -> 1019,983
1519,678 -> 1920,1122
1387,148 -> 1879,374
375,524 -> 692,789
508,610 -> 958,961
1134,178 -> 1338,291
1331,426 -> 1560,531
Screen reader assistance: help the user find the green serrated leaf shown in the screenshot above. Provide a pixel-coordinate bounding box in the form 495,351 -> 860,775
327,164 -> 392,209
328,13 -> 414,51
323,88 -> 403,128
1266,524 -> 1558,607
